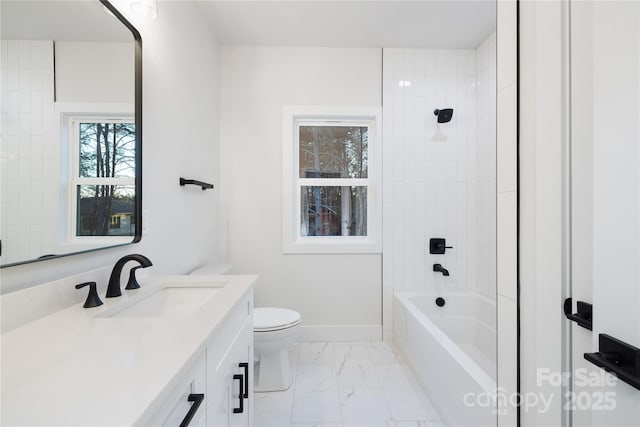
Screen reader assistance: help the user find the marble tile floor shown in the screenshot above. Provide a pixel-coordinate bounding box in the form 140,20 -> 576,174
253,341 -> 444,427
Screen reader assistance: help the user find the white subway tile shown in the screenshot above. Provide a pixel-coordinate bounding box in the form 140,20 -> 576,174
497,191 -> 517,300
383,41 -> 498,333
497,294 -> 518,426
18,41 -> 30,69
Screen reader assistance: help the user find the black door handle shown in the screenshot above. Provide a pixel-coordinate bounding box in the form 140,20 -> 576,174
233,374 -> 244,414
239,362 -> 249,398
179,393 -> 204,427
563,298 -> 593,330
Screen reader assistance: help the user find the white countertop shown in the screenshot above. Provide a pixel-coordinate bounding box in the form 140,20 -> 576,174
1,274 -> 256,426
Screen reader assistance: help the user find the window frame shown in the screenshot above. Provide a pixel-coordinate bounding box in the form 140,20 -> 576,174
67,115 -> 136,243
282,106 -> 382,254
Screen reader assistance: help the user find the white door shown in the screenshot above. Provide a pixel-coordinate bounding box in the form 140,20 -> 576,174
569,1 -> 640,426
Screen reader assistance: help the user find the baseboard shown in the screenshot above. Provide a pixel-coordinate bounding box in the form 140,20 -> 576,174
297,325 -> 382,342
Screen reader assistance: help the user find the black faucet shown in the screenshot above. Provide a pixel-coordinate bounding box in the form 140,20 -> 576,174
106,254 -> 153,298
433,263 -> 450,276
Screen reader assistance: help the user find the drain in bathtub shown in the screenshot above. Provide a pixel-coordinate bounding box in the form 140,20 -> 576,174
435,297 -> 446,307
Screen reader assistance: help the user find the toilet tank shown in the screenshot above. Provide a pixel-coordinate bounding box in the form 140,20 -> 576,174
189,264 -> 232,275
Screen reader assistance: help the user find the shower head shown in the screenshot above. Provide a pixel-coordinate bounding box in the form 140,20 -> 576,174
434,108 -> 454,123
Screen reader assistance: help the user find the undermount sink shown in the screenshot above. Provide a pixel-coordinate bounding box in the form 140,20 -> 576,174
105,284 -> 224,318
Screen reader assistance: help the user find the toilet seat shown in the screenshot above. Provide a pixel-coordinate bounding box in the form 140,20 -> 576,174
254,307 -> 301,332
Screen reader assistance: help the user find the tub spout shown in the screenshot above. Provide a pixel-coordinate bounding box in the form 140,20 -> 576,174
433,263 -> 450,276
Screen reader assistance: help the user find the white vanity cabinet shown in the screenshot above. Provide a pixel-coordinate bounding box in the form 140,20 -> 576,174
148,292 -> 253,427
207,298 -> 253,427
148,354 -> 207,426
207,315 -> 253,426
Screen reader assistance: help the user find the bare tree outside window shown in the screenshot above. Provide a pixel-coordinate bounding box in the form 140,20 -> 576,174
299,125 -> 368,237
76,121 -> 136,237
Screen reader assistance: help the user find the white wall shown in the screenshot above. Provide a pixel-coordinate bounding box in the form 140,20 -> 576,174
1,1 -> 223,294
220,46 -> 382,341
55,41 -> 134,103
382,36 -> 496,339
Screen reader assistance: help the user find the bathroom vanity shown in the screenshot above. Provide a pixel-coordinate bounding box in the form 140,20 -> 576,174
1,274 -> 256,426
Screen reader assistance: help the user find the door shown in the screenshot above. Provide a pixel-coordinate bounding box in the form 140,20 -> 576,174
569,1 -> 640,426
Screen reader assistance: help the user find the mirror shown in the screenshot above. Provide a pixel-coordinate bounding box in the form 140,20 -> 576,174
0,0 -> 142,267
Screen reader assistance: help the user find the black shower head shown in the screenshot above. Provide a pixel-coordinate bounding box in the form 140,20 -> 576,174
434,108 -> 454,123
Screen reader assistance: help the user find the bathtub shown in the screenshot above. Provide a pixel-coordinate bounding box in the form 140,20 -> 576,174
394,291 -> 497,426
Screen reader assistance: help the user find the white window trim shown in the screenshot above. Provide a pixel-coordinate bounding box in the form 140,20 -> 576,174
282,105 -> 382,254
67,115 -> 135,244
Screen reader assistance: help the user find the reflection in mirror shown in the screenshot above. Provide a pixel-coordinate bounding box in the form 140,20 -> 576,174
0,0 -> 141,267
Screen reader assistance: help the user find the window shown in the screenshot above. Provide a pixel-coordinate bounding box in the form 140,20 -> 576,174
283,106 -> 381,253
69,117 -> 136,239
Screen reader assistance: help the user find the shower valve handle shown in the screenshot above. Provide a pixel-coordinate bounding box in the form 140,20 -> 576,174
429,238 -> 453,254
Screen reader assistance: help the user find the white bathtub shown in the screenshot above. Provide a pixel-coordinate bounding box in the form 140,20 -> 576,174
394,291 -> 497,427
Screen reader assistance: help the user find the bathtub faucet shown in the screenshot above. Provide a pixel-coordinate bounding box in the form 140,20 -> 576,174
433,263 -> 450,276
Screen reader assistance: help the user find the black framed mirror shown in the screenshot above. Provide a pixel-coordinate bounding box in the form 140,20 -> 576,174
0,0 -> 142,268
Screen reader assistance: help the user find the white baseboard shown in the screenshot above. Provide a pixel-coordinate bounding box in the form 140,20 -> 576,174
297,325 -> 382,342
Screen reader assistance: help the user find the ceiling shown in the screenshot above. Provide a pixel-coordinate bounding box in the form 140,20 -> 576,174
1,1 -> 134,42
1,1 -> 496,49
194,1 -> 497,49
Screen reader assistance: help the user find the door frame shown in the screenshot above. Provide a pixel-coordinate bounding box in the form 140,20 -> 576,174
495,0 -> 520,426
518,0 -> 574,426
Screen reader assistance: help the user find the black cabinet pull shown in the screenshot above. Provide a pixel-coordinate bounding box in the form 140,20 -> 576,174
239,362 -> 249,398
585,334 -> 640,391
179,393 -> 204,427
233,374 -> 244,414
563,298 -> 593,330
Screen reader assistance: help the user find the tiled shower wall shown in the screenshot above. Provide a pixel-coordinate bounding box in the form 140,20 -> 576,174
382,34 -> 497,338
0,41 -> 57,265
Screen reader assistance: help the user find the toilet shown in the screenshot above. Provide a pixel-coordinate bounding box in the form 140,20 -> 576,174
253,307 -> 301,392
189,265 -> 301,392
189,264 -> 233,275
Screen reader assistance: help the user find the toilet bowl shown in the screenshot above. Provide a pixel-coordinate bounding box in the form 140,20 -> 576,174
253,307 -> 300,392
